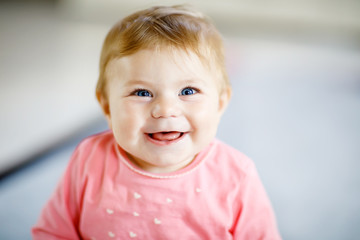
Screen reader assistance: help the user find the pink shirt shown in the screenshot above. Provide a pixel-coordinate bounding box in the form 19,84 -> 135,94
32,131 -> 281,239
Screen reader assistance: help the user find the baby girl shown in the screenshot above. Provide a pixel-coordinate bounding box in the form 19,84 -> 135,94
32,5 -> 281,239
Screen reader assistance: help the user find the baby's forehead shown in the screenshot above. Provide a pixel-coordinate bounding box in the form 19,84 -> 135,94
107,48 -> 213,80
115,47 -> 217,74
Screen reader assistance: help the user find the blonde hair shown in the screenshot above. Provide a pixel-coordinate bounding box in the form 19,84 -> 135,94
96,5 -> 229,98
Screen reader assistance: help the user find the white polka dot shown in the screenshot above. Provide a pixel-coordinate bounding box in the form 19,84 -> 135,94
129,231 -> 137,238
166,198 -> 173,203
108,231 -> 115,238
195,188 -> 202,193
106,208 -> 114,214
133,211 -> 139,217
154,218 -> 161,225
134,192 -> 141,199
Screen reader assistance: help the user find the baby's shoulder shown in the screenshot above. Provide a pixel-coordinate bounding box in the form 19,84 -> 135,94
69,130 -> 115,169
210,139 -> 256,176
77,130 -> 114,150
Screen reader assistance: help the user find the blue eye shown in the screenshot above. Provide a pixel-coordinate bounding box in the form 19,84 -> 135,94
180,87 -> 197,96
133,89 -> 152,97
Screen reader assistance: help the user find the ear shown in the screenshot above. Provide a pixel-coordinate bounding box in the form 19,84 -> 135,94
96,91 -> 112,129
218,86 -> 232,115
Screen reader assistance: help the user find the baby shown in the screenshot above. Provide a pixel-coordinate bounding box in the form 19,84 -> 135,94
32,5 -> 281,239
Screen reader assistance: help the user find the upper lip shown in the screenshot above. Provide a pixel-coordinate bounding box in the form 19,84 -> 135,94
147,130 -> 183,133
146,130 -> 187,135
144,119 -> 190,134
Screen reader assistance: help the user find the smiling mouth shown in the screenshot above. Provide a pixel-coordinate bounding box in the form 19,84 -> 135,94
146,131 -> 185,145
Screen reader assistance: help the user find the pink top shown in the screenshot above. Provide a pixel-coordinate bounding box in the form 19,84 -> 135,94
32,131 -> 281,239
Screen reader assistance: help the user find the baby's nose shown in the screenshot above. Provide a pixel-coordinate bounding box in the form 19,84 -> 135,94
151,96 -> 181,118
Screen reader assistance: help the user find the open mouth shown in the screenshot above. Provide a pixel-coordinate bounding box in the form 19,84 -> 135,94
146,131 -> 185,145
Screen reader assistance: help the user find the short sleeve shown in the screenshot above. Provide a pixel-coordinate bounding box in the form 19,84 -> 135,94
32,142 -> 89,240
232,162 -> 281,239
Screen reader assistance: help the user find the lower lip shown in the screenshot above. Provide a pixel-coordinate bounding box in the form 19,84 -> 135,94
145,132 -> 187,146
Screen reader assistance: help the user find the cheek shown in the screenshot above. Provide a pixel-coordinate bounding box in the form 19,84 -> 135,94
188,99 -> 221,130
110,103 -> 144,137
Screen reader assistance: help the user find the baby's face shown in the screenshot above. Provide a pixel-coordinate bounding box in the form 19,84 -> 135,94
101,48 -> 229,173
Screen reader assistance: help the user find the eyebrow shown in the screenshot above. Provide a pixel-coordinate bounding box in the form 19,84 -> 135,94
182,78 -> 206,85
123,79 -> 151,87
122,78 -> 207,88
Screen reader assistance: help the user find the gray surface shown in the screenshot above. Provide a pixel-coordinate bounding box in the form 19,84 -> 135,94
0,146 -> 74,239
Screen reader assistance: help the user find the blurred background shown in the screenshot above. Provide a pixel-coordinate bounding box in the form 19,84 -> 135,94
0,0 -> 359,239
